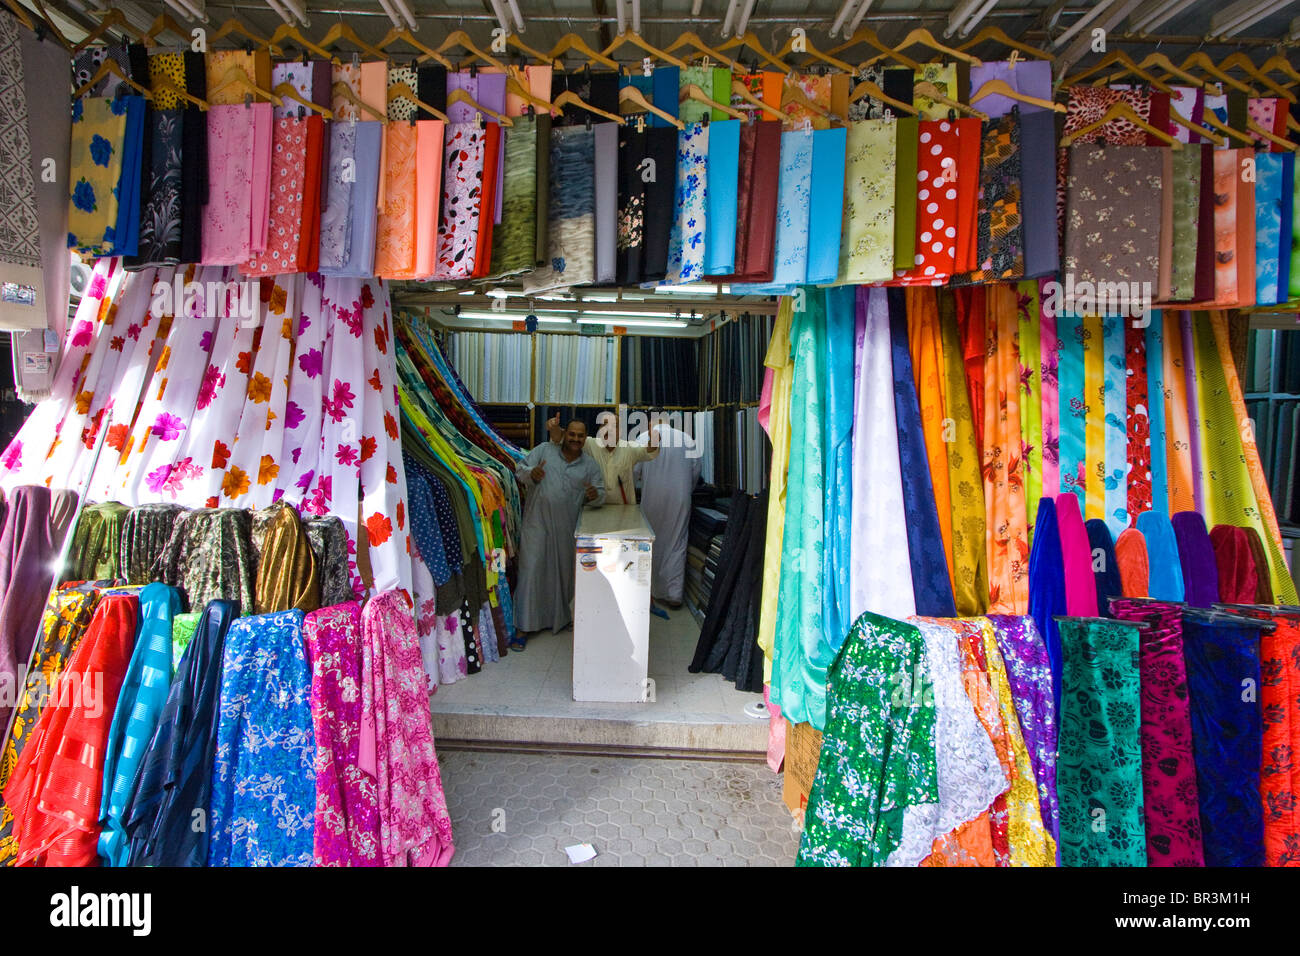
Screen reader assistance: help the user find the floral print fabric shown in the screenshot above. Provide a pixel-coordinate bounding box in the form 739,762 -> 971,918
68,95 -> 145,257
838,120 -> 896,284
434,123 -> 488,280
665,121 -> 709,284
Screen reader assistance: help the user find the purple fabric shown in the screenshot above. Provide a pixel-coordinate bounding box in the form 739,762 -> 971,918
1171,510 -> 1220,608
987,613 -> 1059,844
304,600 -> 380,866
968,61 -> 1053,118
1179,312 -> 1202,512
0,486 -> 77,732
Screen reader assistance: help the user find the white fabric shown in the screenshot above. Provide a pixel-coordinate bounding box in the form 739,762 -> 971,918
583,435 -> 657,506
636,424 -> 701,603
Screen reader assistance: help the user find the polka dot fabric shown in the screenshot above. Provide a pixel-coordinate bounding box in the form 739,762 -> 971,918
895,120 -> 960,286
148,52 -> 185,109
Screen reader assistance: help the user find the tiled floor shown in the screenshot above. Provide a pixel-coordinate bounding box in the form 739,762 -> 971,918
428,604 -> 768,751
440,749 -> 800,867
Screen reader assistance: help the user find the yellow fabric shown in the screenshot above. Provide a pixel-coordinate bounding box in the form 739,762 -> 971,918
939,294 -> 987,615
757,299 -> 795,684
1162,312 -> 1196,514
1083,312 -> 1105,521
907,288 -> 955,594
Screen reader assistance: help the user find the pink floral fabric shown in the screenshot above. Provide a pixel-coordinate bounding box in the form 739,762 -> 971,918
244,117 -> 310,276
362,589 -> 455,867
305,600 -> 380,866
202,105 -> 267,264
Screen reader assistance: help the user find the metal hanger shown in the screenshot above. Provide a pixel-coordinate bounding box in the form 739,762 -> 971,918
1060,100 -> 1180,147
717,31 -> 790,74
827,27 -> 921,71
969,77 -> 1065,113
956,25 -> 1052,61
618,84 -> 684,129
849,79 -> 918,115
603,31 -> 687,69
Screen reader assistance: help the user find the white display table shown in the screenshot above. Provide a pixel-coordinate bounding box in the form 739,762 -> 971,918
572,505 -> 655,702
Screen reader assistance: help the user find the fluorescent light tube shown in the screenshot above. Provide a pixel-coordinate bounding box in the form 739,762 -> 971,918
1211,0 -> 1296,38
846,0 -> 877,36
458,311 -> 573,324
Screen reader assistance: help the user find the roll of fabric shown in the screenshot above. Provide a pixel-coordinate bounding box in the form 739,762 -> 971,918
1086,518 -> 1123,616
1114,528 -> 1150,597
1027,497 -> 1067,721
118,502 -> 184,585
0,581 -> 102,866
807,127 -> 847,285
434,122 -> 491,282
318,121 -> 381,277
128,108 -> 184,268
892,117 -> 918,272
963,113 -> 1025,283
1101,316 -> 1128,535
1278,152 -> 1294,302
796,612 -> 937,867
1017,282 -> 1043,542
1056,492 -> 1098,616
703,118 -> 739,277
1125,322 -> 1152,524
0,22 -> 47,331
317,121 -> 356,271
641,126 -> 678,281
908,289 -> 953,583
1145,316 -> 1169,516
895,120 -> 959,286
889,289 -> 956,617
1056,616 -> 1146,866
152,507 -> 255,613
1162,312 -> 1196,513
665,121 -> 710,284
1169,147 -> 1201,300
1249,607 -> 1300,867
1135,510 -> 1185,601
983,285 -> 1030,614
98,582 -> 180,867
413,119 -> 445,279
1256,153 -> 1284,306
1181,610 -> 1265,866
822,288 -> 856,651
304,517 -> 351,610
208,608 -> 314,866
1209,524 -> 1259,605
954,118 -> 982,274
756,301 -> 794,685
1110,598 -> 1205,866
304,601 -> 379,866
1019,110 -> 1059,279
1084,313 -> 1106,521
523,125 -> 595,293
838,119 -> 896,284
1241,526 -> 1275,604
616,125 -> 647,284
3,591 -> 137,867
67,501 -> 129,582
200,103 -> 263,264
254,501 -> 320,614
988,614 -> 1058,843
1172,510 -> 1220,607
1213,149 -> 1240,305
1063,144 -> 1164,297
1057,312 -> 1087,502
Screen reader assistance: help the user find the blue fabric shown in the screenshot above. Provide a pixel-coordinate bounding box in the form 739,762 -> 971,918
731,130 -> 814,295
704,119 -> 740,276
1136,510 -> 1185,602
1172,510 -> 1220,608
1256,153 -> 1284,307
1145,316 -> 1169,517
1057,313 -> 1086,502
1181,613 -> 1265,867
1280,153 -> 1294,304
318,121 -> 382,277
404,452 -> 452,586
208,609 -> 315,867
651,66 -> 680,128
887,288 -> 956,617
806,128 -> 847,285
113,95 -> 146,257
823,285 -> 856,645
1102,315 -> 1128,537
98,583 -> 179,867
1085,518 -> 1123,617
1028,496 -> 1067,723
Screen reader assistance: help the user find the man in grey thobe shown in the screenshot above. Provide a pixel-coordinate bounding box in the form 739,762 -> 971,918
636,422 -> 702,608
513,419 -> 606,642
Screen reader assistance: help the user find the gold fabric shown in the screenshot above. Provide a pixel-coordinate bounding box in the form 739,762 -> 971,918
757,298 -> 795,684
253,502 -> 320,614
66,501 -> 129,582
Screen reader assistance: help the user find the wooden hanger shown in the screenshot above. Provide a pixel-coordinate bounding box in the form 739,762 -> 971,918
780,82 -> 834,121
849,80 -> 918,116
665,31 -> 737,70
877,28 -> 981,67
603,31 -> 687,69
717,31 -> 790,74
145,13 -> 191,47
1220,53 -> 1295,102
274,81 -> 333,119
2,0 -> 34,32
619,84 -> 685,129
209,64 -> 283,106
1199,109 -> 1256,146
447,87 -> 514,125
1060,101 -> 1180,147
319,22 -> 385,60
776,33 -> 853,73
73,8 -> 149,54
827,27 -> 921,70
913,80 -> 986,119
548,32 -> 618,69
378,26 -> 452,68
1179,52 -> 1255,96
506,33 -> 552,65
969,77 -> 1064,113
386,82 -> 448,122
1119,52 -> 1209,89
678,83 -> 745,119
1260,54 -> 1300,85
1062,50 -> 1173,93
956,25 -> 1052,61
436,29 -> 504,69
506,73 -> 554,115
730,79 -> 786,120
211,18 -> 278,53
1248,119 -> 1298,152
154,76 -> 209,111
269,24 -> 334,62
551,88 -> 622,124
1168,107 -> 1224,146
331,80 -> 385,121
72,59 -> 153,101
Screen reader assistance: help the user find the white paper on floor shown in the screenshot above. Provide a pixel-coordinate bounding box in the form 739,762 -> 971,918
565,843 -> 598,864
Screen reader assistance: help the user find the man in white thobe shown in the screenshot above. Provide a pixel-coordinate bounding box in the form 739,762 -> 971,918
513,420 -> 606,643
546,412 -> 659,505
636,422 -> 702,608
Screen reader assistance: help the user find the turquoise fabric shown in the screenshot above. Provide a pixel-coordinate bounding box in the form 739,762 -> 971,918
806,127 -> 847,285
1103,315 -> 1128,537
704,119 -> 740,276
1256,153 -> 1284,307
1057,313 -> 1086,504
823,286 -> 856,650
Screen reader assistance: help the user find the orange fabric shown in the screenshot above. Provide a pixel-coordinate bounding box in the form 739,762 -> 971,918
1114,528 -> 1150,597
760,71 -> 785,117
473,122 -> 503,278
374,121 -> 417,279
415,120 -> 446,280
907,287 -> 956,590
1163,311 -> 1195,513
1212,150 -> 1238,306
983,284 -> 1030,614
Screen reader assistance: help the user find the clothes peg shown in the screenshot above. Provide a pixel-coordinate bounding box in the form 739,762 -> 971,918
244,92 -> 252,109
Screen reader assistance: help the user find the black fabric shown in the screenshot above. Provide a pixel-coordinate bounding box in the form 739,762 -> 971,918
550,69 -> 619,127
1086,517 -> 1124,617
616,125 -> 646,285
883,66 -> 915,105
641,127 -> 677,281
122,598 -> 237,867
417,64 -> 447,117
180,50 -> 208,263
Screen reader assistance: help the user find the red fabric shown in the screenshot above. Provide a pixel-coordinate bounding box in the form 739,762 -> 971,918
893,120 -> 960,286
1145,92 -> 1170,146
297,114 -> 325,274
1125,322 -> 1152,521
1115,528 -> 1150,597
954,118 -> 983,273
472,122 -> 502,278
3,593 -> 137,867
1209,524 -> 1258,605
955,286 -> 986,452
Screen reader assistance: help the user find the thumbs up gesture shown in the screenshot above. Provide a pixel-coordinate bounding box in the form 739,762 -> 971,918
584,481 -> 598,502
531,461 -> 546,483
547,413 -> 562,442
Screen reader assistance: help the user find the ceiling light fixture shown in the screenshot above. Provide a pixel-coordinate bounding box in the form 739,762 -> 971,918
616,0 -> 627,36
1211,0 -> 1297,38
457,311 -> 573,324
1052,0 -> 1119,49
721,0 -> 740,39
1128,0 -> 1203,33
846,0 -> 878,37
375,0 -> 405,29
505,0 -> 525,32
734,0 -> 759,39
829,0 -> 861,38
944,0 -> 993,38
263,0 -> 295,26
